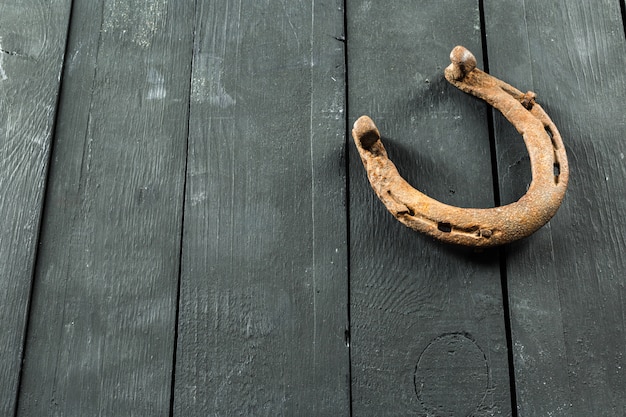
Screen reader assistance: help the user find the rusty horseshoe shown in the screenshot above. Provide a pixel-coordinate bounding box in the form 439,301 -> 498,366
352,46 -> 569,247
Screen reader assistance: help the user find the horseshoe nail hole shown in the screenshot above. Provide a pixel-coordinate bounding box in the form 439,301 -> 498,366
554,162 -> 561,184
521,91 -> 536,109
545,126 -> 558,149
544,126 -> 553,138
438,222 -> 452,233
398,207 -> 415,216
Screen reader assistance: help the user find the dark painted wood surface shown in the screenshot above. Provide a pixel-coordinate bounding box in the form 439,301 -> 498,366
14,1 -> 193,415
172,0 -> 349,415
0,0 -> 624,416
0,1 -> 72,415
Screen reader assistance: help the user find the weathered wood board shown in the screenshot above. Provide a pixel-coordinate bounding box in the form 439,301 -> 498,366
485,0 -> 626,415
15,0 -> 193,415
347,1 -> 513,415
0,1 -> 72,415
172,0 -> 350,415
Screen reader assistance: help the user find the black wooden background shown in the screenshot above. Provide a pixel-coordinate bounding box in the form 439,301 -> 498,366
1,1 -> 625,416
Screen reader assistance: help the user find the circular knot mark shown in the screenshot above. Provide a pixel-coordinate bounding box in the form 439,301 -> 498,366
414,333 -> 490,416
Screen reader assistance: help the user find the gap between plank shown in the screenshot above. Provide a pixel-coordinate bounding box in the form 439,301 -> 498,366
478,1 -> 519,415
168,1 -> 199,416
12,1 -> 77,416
341,0 -> 354,415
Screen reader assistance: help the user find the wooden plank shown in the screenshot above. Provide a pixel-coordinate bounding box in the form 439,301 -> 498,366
347,1 -> 513,415
485,0 -> 626,415
0,1 -> 72,415
172,0 -> 349,415
15,0 -> 193,415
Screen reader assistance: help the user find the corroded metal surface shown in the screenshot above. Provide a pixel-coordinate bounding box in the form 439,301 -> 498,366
352,46 -> 569,247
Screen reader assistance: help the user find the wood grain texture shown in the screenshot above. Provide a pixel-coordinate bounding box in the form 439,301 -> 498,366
485,0 -> 626,415
0,1 -> 72,415
172,0 -> 349,415
15,0 -> 193,415
347,1 -> 512,415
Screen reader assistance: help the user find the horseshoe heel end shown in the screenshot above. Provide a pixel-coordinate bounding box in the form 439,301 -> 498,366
352,116 -> 381,150
352,46 -> 569,247
446,45 -> 477,80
